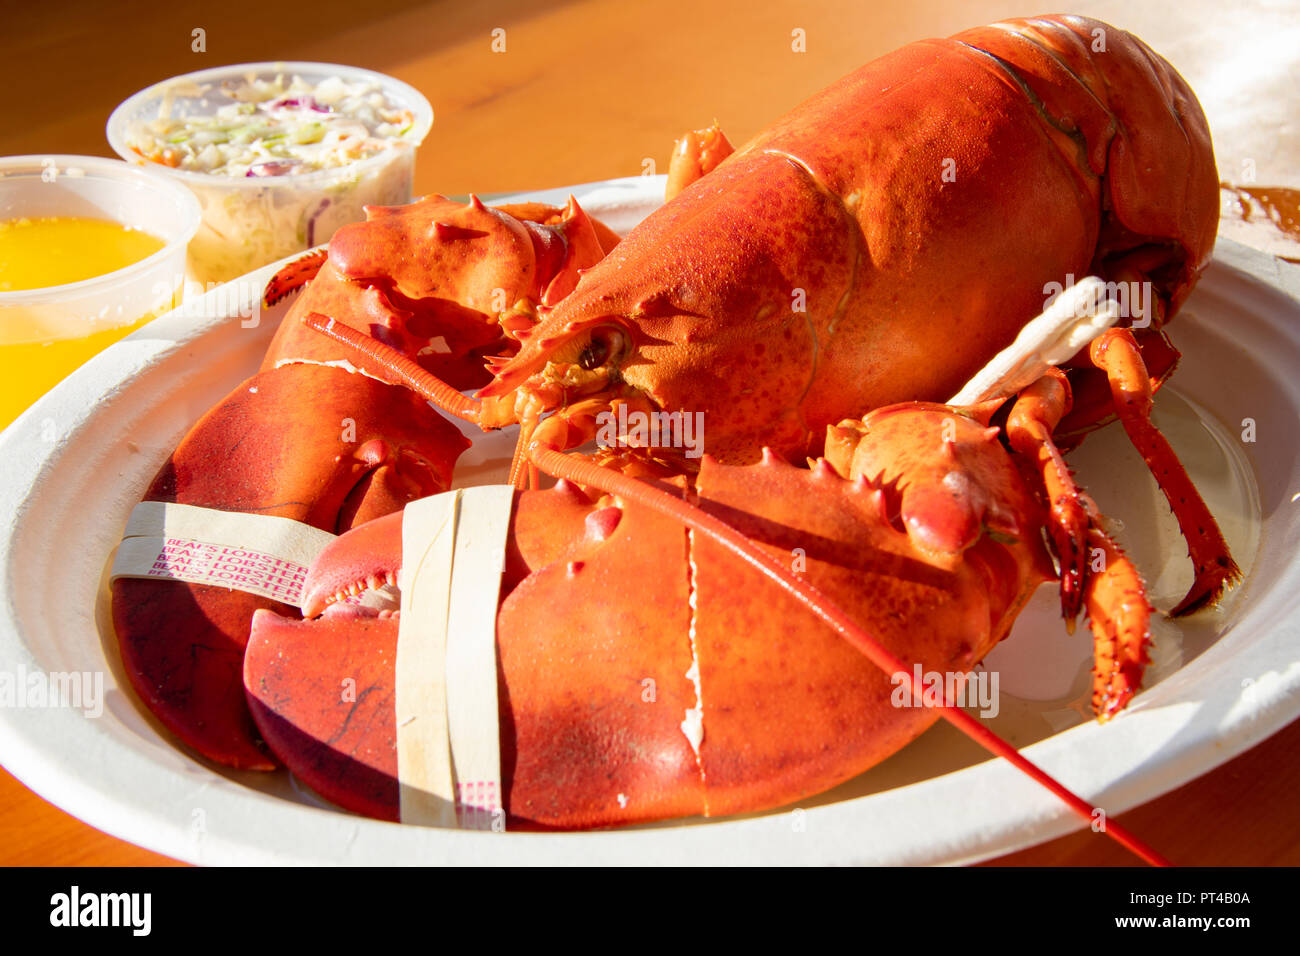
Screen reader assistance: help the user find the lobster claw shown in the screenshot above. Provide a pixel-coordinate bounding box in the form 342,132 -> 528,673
245,610 -> 400,819
111,365 -> 467,769
262,195 -> 613,394
114,191 -> 631,771
824,405 -> 1038,565
247,478 -> 704,828
300,511 -> 404,619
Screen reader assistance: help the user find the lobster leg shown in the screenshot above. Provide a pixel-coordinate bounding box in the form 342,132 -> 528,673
263,248 -> 329,306
665,123 -> 735,201
1088,328 -> 1242,615
1084,528 -> 1152,720
1003,371 -> 1153,718
1004,369 -> 1091,622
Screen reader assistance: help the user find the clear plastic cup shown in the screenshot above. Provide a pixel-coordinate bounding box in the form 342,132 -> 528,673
106,62 -> 434,287
0,155 -> 201,428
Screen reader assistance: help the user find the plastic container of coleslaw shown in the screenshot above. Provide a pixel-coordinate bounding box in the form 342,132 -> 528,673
107,62 -> 433,286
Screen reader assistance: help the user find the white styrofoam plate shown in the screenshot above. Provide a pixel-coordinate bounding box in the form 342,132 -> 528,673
1,175 -> 1298,865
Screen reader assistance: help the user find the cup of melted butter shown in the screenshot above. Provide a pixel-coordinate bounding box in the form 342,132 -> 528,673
0,155 -> 200,429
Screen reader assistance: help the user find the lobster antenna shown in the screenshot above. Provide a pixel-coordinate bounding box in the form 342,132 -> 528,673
302,313 -> 482,424
529,441 -> 1171,867
305,312 -> 536,489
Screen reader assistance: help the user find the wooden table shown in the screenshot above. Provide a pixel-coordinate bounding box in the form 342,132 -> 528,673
1,0 -> 1296,866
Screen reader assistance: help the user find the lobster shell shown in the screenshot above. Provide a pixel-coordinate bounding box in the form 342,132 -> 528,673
483,14 -> 1217,464
111,15 -> 1220,841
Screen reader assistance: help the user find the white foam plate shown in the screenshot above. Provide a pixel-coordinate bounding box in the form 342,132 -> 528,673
1,176 -> 1298,865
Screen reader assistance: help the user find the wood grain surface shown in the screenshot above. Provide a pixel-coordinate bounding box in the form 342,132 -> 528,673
0,0 -> 1295,866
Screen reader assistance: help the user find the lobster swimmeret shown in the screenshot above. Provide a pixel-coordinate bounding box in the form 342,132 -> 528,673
112,14 -> 1237,847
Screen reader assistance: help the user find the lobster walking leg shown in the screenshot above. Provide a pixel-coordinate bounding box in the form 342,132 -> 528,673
664,123 -> 735,201
1088,328 -> 1242,615
1003,373 -> 1153,720
1084,529 -> 1152,719
1005,369 -> 1091,621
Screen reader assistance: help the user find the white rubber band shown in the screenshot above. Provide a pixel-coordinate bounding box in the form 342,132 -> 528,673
396,492 -> 459,828
110,502 -> 336,608
947,276 -> 1121,406
396,485 -> 514,830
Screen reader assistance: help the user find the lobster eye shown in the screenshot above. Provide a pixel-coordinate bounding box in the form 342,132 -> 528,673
577,327 -> 629,371
578,338 -> 608,370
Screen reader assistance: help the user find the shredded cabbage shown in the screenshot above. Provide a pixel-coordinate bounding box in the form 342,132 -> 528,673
126,72 -> 414,176
127,71 -> 422,284
184,151 -> 415,285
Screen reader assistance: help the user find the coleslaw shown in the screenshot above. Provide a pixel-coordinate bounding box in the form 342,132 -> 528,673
125,73 -> 415,178
108,64 -> 432,285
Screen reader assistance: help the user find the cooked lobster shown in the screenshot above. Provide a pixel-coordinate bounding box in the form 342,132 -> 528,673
111,13 -> 1235,857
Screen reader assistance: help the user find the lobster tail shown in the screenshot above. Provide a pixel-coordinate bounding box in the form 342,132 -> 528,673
953,15 -> 1218,318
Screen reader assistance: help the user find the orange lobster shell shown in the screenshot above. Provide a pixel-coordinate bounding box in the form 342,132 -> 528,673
477,14 -> 1217,465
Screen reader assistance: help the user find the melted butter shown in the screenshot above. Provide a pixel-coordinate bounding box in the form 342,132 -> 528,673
1220,184 -> 1300,264
0,216 -> 164,291
0,217 -> 171,427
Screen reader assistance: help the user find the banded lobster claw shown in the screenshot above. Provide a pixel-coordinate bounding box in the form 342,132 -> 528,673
112,195 -> 619,770
111,367 -> 466,769
246,397 -> 1076,827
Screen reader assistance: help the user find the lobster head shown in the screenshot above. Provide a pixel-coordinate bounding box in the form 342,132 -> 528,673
474,14 -> 1218,474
